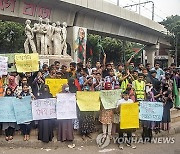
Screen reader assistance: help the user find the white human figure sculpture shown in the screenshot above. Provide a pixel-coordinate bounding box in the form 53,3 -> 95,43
52,21 -> 62,55
62,22 -> 68,56
33,17 -> 45,55
24,20 -> 37,54
44,18 -> 53,55
51,23 -> 56,55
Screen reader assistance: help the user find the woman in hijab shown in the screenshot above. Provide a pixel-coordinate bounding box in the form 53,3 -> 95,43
57,78 -> 77,143
7,76 -> 17,92
37,85 -> 54,143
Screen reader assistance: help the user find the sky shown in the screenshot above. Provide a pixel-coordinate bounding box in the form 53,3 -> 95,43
104,0 -> 180,22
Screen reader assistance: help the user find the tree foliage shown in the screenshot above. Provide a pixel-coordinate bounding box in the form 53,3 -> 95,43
0,21 -> 25,53
160,15 -> 180,65
87,34 -> 136,65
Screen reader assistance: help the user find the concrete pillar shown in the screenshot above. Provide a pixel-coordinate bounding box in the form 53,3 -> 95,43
167,50 -> 174,67
145,44 -> 159,67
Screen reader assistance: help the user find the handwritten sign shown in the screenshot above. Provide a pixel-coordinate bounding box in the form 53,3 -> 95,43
56,93 -> 77,119
0,56 -> 8,76
76,91 -> 100,111
31,98 -> 56,120
139,101 -> 163,121
15,53 -> 39,72
0,97 -> 16,122
45,79 -> 68,97
13,96 -> 33,124
100,89 -> 122,109
120,103 -> 139,129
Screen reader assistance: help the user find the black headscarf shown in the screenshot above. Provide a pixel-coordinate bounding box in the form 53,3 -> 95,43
39,84 -> 53,99
68,78 -> 77,93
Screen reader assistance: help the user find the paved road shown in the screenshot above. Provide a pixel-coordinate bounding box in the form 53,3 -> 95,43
0,134 -> 180,154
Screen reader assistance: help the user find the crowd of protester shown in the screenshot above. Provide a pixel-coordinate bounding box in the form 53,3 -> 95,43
0,53 -> 180,149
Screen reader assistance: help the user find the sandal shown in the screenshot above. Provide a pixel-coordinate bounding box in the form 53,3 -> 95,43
23,135 -> 27,141
26,135 -> 30,141
5,137 -> 9,141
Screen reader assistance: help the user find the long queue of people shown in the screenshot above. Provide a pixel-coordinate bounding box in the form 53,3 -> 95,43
0,54 -> 180,149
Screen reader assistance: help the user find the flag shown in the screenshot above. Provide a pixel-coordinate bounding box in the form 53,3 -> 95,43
89,48 -> 93,56
173,79 -> 180,109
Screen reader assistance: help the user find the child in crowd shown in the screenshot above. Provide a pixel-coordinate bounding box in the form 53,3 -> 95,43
100,69 -> 119,138
116,91 -> 136,150
2,87 -> 16,141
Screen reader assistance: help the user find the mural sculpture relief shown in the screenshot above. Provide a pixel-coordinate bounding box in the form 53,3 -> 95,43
24,18 -> 68,56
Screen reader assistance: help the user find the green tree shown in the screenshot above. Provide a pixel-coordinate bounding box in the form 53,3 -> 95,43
160,15 -> 180,65
0,21 -> 25,53
87,34 -> 136,65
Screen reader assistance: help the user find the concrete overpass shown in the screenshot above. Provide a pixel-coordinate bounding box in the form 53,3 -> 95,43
0,0 -> 171,65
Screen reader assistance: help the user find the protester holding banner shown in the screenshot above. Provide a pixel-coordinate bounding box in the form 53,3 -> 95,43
57,83 -> 75,142
2,87 -> 16,141
141,86 -> 156,143
79,77 -> 95,140
37,84 -> 54,143
99,69 -> 118,140
18,84 -> 32,141
116,91 -> 136,150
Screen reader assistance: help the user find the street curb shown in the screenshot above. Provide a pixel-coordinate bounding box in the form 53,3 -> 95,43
0,124 -> 180,149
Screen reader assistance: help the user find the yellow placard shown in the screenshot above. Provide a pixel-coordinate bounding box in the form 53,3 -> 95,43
45,79 -> 68,97
15,53 -> 39,72
120,102 -> 139,129
76,91 -> 100,111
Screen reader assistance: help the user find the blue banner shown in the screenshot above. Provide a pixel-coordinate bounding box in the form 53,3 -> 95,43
139,101 -> 163,121
13,96 -> 33,124
0,97 -> 16,122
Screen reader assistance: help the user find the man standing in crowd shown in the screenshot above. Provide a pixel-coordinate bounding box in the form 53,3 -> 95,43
151,62 -> 165,81
132,73 -> 146,101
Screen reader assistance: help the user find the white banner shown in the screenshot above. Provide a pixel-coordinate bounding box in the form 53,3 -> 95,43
0,56 -> 8,76
31,98 -> 56,120
56,93 -> 77,119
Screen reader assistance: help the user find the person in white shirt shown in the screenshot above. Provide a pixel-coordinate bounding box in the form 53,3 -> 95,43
116,91 -> 136,150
